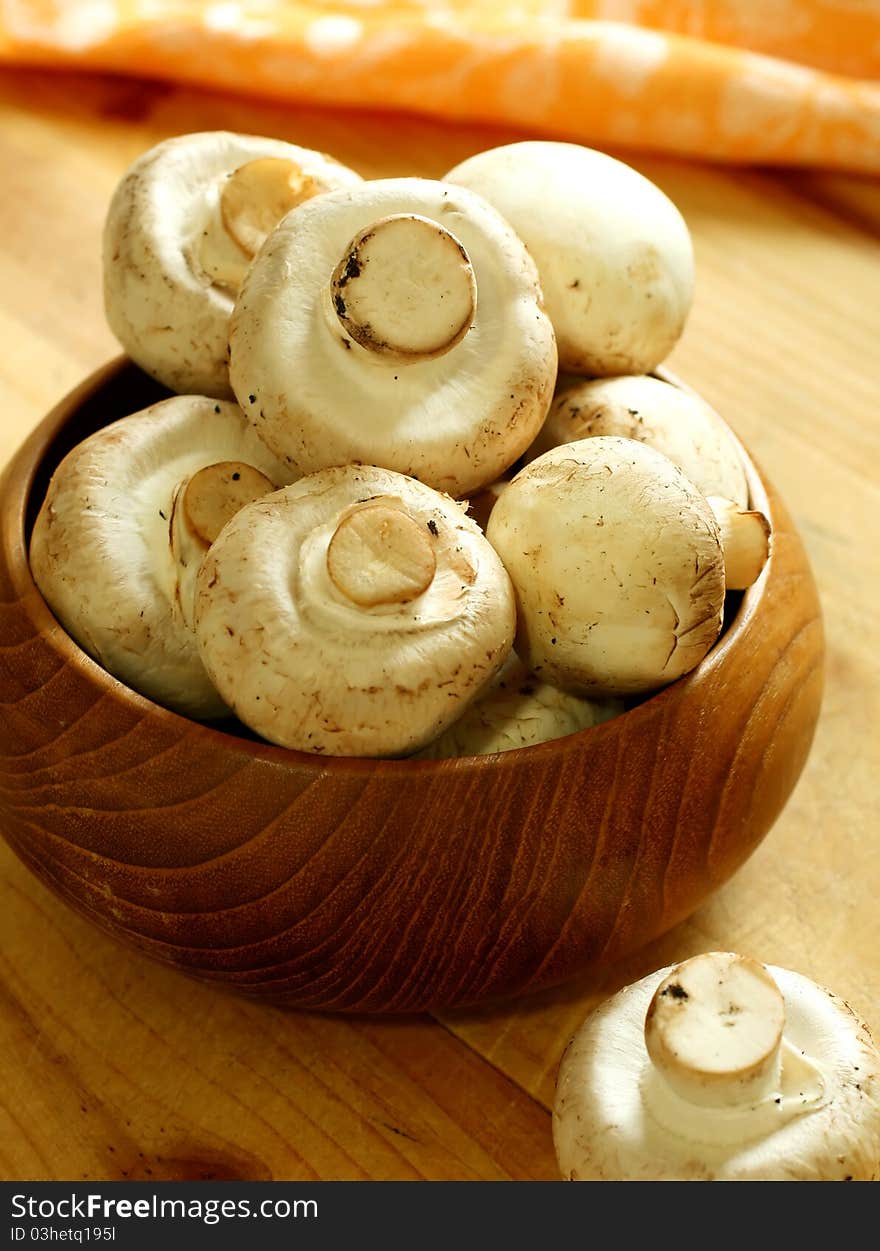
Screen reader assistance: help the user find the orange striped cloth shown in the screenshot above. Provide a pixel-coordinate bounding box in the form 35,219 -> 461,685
2,2 -> 880,172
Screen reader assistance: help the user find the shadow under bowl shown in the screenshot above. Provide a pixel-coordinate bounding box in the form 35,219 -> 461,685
0,359 -> 824,1013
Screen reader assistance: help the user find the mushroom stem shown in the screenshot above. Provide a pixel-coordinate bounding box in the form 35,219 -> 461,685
180,462 -> 277,549
707,496 -> 771,591
327,502 -> 437,606
199,158 -> 323,291
644,953 -> 786,1108
329,214 -> 477,362
170,461 -> 276,627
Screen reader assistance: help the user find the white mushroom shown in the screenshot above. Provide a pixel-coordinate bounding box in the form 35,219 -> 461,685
103,131 -> 362,398
486,438 -> 725,696
528,375 -> 749,507
194,465 -> 516,756
445,142 -> 693,376
228,178 -> 558,497
417,655 -> 623,758
554,951 -> 880,1181
29,395 -> 290,718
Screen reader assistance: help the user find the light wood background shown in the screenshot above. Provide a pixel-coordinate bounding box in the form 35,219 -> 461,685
0,68 -> 877,1182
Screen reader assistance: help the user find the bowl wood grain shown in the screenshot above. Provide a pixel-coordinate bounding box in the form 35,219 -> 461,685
0,359 -> 824,1012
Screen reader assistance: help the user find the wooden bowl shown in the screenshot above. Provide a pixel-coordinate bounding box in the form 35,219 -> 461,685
0,359 -> 824,1013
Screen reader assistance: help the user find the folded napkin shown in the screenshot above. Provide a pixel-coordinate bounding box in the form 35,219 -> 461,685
2,2 -> 879,172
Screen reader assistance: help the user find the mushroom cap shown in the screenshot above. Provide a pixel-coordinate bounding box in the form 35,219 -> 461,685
29,395 -> 291,719
417,655 -> 623,758
445,142 -> 694,376
529,375 -> 749,508
103,131 -> 362,398
194,464 -> 516,756
486,437 -> 725,696
553,956 -> 880,1181
228,177 -> 557,497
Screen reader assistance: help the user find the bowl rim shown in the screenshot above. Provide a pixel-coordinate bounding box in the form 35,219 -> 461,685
3,356 -> 770,776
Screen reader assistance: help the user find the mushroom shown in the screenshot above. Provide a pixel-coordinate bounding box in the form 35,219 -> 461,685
445,142 -> 694,376
194,464 -> 516,756
417,655 -> 623,758
486,437 -> 726,696
29,395 -> 290,718
228,178 -> 558,497
103,131 -> 362,398
528,375 -> 749,507
553,951 -> 880,1180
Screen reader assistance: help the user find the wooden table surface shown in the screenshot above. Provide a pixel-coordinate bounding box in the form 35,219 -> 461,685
1,68 -> 878,1183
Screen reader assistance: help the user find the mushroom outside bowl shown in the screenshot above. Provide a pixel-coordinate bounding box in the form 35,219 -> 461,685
0,359 -> 824,1013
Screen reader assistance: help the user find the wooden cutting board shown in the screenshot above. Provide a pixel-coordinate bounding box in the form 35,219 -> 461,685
0,66 -> 878,1181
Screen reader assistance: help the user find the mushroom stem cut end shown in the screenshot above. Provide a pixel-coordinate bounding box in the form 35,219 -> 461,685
221,157 -> 323,258
182,461 -> 277,549
644,952 -> 786,1108
708,496 -> 771,591
327,502 -> 437,606
330,214 -> 477,362
200,158 -> 325,292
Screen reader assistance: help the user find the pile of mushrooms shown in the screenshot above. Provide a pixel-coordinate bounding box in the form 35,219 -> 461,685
31,136 -> 880,1184
554,951 -> 880,1181
32,130 -> 771,758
